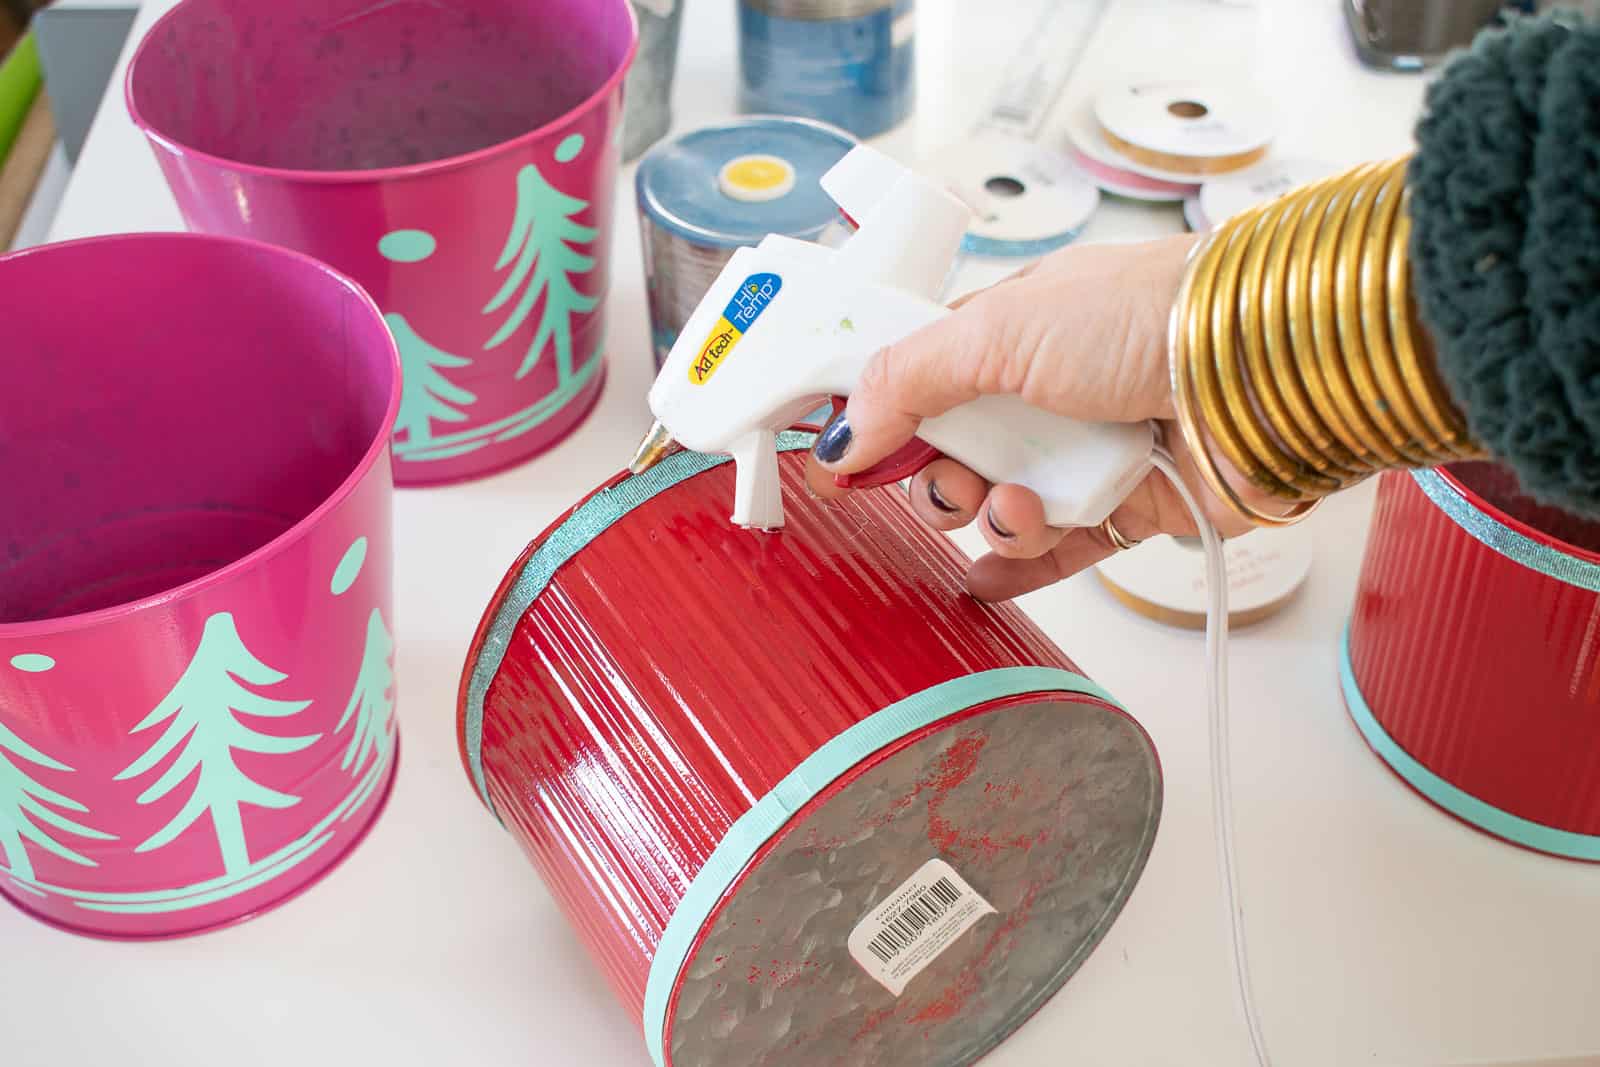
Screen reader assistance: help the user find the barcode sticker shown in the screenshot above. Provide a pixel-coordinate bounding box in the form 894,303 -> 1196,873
847,858 -> 996,996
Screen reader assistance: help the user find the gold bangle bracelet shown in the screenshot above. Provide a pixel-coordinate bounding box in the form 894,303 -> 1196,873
1168,154 -> 1485,529
1211,203 -> 1342,493
1344,158 -> 1439,461
1187,210 -> 1303,500
1171,233 -> 1320,527
1288,175 -> 1377,466
1261,174 -> 1362,473
1310,163 -> 1406,465
1238,195 -> 1360,480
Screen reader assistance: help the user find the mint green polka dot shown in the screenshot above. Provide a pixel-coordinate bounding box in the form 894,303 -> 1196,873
378,230 -> 437,263
331,537 -> 368,596
555,134 -> 584,163
10,653 -> 55,673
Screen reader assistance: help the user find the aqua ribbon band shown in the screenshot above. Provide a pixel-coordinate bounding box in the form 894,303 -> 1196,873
1339,626 -> 1600,861
641,665 -> 1121,1067
461,432 -> 817,817
1411,470 -> 1600,593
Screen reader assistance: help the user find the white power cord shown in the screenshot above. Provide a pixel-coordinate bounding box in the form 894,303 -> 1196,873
1147,444 -> 1272,1067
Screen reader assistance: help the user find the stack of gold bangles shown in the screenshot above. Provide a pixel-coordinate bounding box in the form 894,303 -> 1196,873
1169,154 -> 1485,527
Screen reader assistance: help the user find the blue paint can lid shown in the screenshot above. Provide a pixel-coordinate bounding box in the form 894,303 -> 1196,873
636,116 -> 858,248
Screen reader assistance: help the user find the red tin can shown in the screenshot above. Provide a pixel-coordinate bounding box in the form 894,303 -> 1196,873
458,433 -> 1162,1066
1344,463 -> 1600,861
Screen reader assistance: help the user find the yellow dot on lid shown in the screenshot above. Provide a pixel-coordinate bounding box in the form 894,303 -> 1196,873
718,155 -> 796,203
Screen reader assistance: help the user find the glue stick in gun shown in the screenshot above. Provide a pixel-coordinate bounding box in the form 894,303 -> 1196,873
629,144 -> 1155,531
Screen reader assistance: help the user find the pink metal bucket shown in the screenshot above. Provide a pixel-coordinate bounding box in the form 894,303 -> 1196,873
0,233 -> 401,939
125,0 -> 638,486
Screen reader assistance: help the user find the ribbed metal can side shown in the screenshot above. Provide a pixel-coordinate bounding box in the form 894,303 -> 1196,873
474,452 -> 1082,1021
1347,467 -> 1600,840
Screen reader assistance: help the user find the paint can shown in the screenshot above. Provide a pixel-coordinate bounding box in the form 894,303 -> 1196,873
1343,462 -> 1600,862
459,437 -> 1162,1065
622,0 -> 684,161
0,233 -> 400,938
636,116 -> 855,368
736,0 -> 915,139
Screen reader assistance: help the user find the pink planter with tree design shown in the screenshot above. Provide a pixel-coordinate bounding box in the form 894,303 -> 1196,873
0,233 -> 401,939
126,0 -> 638,486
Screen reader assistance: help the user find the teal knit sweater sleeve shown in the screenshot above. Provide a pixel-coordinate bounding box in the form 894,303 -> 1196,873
1408,14 -> 1600,515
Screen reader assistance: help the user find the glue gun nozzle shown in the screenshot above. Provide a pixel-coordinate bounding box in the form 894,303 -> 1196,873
629,420 -> 678,474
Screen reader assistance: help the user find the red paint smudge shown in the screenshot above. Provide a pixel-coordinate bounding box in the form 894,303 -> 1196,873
795,824 -> 847,856
852,1002 -> 900,1041
925,735 -> 1038,859
910,880 -> 1041,1029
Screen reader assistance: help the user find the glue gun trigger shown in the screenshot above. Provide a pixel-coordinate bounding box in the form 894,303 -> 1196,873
821,397 -> 946,490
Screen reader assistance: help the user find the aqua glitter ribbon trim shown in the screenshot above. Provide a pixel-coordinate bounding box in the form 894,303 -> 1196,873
1411,469 -> 1600,593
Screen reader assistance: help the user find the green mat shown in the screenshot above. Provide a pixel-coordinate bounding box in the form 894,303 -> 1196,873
0,32 -> 41,165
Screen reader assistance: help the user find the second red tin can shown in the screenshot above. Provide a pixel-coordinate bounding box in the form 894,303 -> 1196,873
459,434 -> 1162,1066
1345,463 -> 1600,861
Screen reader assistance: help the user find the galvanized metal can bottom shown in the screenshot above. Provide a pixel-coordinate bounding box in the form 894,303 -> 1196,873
665,693 -> 1162,1065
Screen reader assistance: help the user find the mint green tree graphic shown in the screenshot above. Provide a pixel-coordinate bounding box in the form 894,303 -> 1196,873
389,312 -> 479,450
336,608 -> 394,775
482,133 -> 599,381
116,612 -> 320,876
0,722 -> 114,885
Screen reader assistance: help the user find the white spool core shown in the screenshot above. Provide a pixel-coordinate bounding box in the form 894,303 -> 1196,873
717,154 -> 797,203
1096,526 -> 1312,629
926,133 -> 1099,255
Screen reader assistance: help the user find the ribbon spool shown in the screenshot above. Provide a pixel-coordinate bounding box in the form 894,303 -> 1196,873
458,437 -> 1162,1067
1096,528 -> 1313,630
1194,156 -> 1340,231
1069,146 -> 1197,204
1091,81 -> 1275,182
928,133 -> 1100,257
636,117 -> 856,368
921,0 -> 1109,256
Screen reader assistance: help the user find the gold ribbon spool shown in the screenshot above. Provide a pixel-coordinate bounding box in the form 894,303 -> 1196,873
1098,125 -> 1270,178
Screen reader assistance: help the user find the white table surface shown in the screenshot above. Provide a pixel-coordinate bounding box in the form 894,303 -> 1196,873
8,2 -> 1599,1065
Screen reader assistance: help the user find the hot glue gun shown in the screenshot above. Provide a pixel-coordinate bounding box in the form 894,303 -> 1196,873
628,144 -> 1154,530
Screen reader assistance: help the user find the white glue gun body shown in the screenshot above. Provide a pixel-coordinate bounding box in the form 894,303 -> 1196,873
639,145 -> 1153,530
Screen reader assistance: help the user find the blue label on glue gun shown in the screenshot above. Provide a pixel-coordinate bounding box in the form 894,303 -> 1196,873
689,272 -> 782,385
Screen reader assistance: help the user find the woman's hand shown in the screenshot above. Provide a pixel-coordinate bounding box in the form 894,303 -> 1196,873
805,234 -> 1279,602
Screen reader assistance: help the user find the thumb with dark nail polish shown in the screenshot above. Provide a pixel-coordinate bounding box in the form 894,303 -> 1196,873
813,411 -> 853,466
